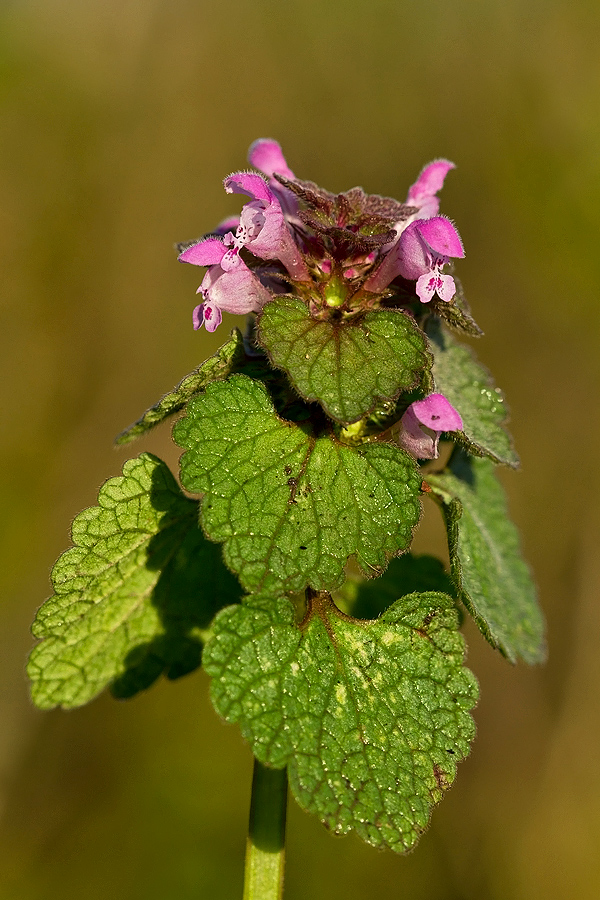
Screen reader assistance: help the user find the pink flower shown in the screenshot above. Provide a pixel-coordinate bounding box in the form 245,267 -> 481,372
399,393 -> 463,459
364,162 -> 458,293
406,159 -> 455,219
364,216 -> 464,300
398,217 -> 464,303
178,237 -> 271,333
224,172 -> 309,281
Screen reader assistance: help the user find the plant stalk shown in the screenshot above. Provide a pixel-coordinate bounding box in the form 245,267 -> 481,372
243,758 -> 288,900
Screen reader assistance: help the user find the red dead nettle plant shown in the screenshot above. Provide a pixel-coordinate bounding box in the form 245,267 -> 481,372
28,140 -> 545,900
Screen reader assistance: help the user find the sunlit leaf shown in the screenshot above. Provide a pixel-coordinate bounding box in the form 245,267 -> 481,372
174,375 -> 423,594
258,297 -> 430,423
28,453 -> 241,709
204,590 -> 478,852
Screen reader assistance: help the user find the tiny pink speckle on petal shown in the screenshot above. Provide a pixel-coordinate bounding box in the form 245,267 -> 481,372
416,272 -> 436,303
203,304 -> 222,333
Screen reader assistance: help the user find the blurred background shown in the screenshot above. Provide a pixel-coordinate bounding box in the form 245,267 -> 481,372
1,0 -> 599,897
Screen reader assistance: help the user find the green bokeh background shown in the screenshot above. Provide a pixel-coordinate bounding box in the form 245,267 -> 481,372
2,1 -> 599,897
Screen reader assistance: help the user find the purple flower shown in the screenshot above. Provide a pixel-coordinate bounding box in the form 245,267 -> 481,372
224,172 -> 309,281
399,393 -> 463,459
366,216 -> 464,301
179,236 -> 271,333
399,217 -> 465,303
406,159 -> 455,219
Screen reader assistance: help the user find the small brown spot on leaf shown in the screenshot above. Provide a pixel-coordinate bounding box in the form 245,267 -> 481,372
433,764 -> 449,791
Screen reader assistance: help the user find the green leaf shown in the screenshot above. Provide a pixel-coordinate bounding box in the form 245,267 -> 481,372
116,329 -> 247,444
258,297 -> 430,423
428,453 -> 545,664
204,591 -> 478,853
174,375 -> 423,595
348,554 -> 456,620
27,453 -> 242,709
426,319 -> 519,467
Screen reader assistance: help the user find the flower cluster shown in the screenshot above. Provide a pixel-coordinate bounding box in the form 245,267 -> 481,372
178,139 -> 465,458
179,139 -> 465,333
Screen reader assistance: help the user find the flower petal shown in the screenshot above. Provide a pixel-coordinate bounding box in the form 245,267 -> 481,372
435,273 -> 456,302
192,303 -> 205,330
224,171 -> 273,204
417,216 -> 465,259
363,219 -> 428,292
203,303 -> 222,333
248,139 -> 295,180
179,237 -> 227,267
411,393 -> 463,432
396,220 -> 431,280
407,159 -> 455,215
416,271 -> 438,303
398,406 -> 438,459
207,264 -> 271,315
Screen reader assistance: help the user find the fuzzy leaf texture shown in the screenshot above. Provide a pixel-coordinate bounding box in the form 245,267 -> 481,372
426,319 -> 519,467
28,453 -> 242,709
258,297 -> 430,423
428,452 -> 545,663
173,375 -> 423,594
116,329 -> 247,444
204,592 -> 478,853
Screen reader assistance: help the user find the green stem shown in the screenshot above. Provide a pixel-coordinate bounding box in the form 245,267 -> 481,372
243,758 -> 288,900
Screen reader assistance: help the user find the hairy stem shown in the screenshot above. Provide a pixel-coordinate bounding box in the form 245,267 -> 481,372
243,758 -> 288,900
